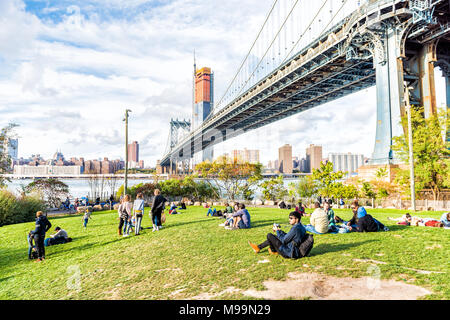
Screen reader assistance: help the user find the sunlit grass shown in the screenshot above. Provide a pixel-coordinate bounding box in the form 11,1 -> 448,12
0,206 -> 448,300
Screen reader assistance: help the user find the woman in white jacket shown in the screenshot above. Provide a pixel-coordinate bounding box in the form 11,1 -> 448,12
133,193 -> 145,235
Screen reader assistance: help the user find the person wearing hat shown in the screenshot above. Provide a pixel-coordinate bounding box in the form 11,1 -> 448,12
30,211 -> 52,262
248,211 -> 306,259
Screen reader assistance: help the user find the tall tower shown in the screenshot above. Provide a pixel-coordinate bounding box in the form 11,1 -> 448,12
192,64 -> 214,163
306,144 -> 322,173
278,144 -> 293,174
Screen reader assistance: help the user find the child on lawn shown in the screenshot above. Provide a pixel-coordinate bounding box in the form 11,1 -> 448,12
83,207 -> 93,229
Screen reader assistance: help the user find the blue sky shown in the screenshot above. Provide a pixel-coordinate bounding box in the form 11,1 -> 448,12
0,0 -> 447,167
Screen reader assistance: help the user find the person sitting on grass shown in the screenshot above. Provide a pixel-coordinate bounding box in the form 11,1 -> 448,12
179,201 -> 187,210
226,203 -> 251,230
248,211 -> 311,259
44,227 -> 72,246
295,201 -> 306,216
347,200 -> 389,232
304,202 -> 329,234
206,207 -> 216,217
225,203 -> 234,214
169,202 -> 179,215
278,201 -> 287,209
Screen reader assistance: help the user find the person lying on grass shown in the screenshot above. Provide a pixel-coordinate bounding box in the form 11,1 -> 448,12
388,213 -> 447,228
347,200 -> 389,232
226,203 -> 251,230
440,212 -> 450,228
248,211 -> 310,259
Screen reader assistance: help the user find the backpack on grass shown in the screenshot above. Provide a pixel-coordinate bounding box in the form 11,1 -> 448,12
298,233 -> 314,258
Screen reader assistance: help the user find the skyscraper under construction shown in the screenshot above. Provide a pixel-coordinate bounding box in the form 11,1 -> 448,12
192,60 -> 214,164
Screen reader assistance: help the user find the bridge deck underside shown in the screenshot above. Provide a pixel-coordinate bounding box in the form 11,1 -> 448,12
162,55 -> 375,165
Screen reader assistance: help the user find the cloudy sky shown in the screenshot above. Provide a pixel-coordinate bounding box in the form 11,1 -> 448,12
0,0 -> 447,167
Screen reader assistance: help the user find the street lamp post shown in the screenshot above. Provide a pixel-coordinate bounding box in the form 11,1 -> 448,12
405,87 -> 416,211
124,109 -> 132,195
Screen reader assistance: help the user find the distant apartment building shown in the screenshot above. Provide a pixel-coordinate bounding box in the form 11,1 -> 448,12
231,148 -> 260,164
306,144 -> 322,173
328,152 -> 365,175
299,158 -> 308,173
278,144 -> 293,174
127,141 -> 139,166
14,165 -> 81,176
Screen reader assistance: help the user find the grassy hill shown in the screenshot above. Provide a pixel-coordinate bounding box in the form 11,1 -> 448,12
0,206 -> 448,300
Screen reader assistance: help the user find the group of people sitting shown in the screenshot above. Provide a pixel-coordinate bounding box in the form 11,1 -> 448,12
206,202 -> 252,230
168,201 -> 187,215
248,199 -> 389,260
389,212 -> 450,228
304,199 -> 389,234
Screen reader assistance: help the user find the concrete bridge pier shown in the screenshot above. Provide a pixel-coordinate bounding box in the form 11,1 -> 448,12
371,23 -> 448,164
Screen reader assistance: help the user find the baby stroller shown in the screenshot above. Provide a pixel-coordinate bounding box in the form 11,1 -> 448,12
27,232 -> 38,260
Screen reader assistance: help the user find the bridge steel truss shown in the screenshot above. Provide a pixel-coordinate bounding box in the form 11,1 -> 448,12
161,0 -> 450,170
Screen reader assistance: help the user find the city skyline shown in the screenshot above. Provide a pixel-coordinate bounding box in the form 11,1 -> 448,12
0,1 -> 447,168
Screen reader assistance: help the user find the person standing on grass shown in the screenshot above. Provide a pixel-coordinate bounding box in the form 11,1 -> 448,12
30,211 -> 52,262
133,193 -> 145,235
83,206 -> 93,229
151,189 -> 167,232
122,194 -> 133,237
248,211 -> 307,258
117,197 -> 126,235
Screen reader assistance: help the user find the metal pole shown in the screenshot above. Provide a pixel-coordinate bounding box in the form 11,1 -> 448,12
124,109 -> 132,195
405,88 -> 416,211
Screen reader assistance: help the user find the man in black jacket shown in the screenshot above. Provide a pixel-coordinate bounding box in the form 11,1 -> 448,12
348,200 -> 387,232
151,189 -> 167,232
30,211 -> 52,261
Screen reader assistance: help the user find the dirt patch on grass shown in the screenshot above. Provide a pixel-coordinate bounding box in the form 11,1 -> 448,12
242,272 -> 431,300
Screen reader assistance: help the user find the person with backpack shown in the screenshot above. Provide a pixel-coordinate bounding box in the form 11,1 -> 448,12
29,211 -> 52,262
248,211 -> 313,259
347,200 -> 389,232
151,189 -> 167,232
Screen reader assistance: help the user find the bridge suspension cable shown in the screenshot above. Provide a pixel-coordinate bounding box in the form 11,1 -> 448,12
214,0 -> 365,114
213,0 -> 279,114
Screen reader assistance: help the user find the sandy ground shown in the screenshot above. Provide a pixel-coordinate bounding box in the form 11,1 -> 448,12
187,271 -> 432,300
241,272 -> 432,300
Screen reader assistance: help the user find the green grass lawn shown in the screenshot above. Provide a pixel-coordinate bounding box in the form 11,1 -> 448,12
0,206 -> 448,300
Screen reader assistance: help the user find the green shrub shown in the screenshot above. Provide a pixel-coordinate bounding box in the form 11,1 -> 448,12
0,189 -> 46,226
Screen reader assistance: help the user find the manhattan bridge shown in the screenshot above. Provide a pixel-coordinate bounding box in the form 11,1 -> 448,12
160,0 -> 450,173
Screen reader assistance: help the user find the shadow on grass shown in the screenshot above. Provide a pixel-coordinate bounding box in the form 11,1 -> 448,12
308,240 -> 377,257
382,224 -> 409,232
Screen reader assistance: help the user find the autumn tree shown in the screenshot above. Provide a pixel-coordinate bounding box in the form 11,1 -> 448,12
195,157 -> 263,201
392,107 -> 450,201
